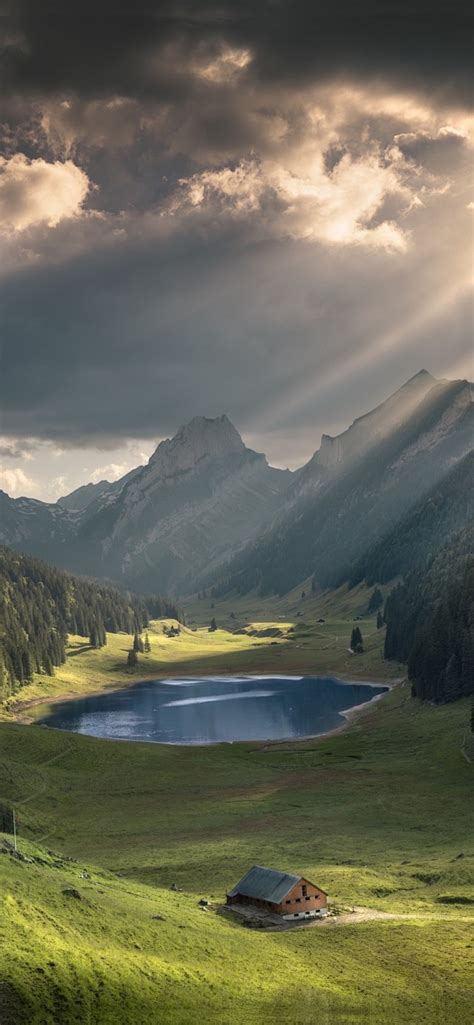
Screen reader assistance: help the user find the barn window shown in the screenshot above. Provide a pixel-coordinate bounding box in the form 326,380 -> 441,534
295,898 -> 301,903
285,899 -> 291,904
302,885 -> 307,897
305,896 -> 311,901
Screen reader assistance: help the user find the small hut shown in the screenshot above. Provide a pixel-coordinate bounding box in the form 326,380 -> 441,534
227,865 -> 328,919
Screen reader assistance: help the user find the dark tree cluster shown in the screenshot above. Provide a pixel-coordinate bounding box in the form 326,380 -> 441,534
350,627 -> 364,653
384,526 -> 473,703
0,546 -> 181,699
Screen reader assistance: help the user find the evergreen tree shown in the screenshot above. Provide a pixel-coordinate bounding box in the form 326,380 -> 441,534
376,610 -> 384,629
133,631 -> 141,653
127,649 -> 138,668
350,626 -> 364,653
144,632 -> 151,653
209,617 -> 217,632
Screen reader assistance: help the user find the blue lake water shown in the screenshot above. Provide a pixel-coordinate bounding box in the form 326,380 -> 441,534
36,676 -> 388,744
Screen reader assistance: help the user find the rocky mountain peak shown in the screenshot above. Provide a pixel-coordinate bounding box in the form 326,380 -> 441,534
147,414 -> 246,478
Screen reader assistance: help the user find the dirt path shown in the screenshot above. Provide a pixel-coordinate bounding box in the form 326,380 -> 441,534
223,903 -> 474,931
285,906 -> 474,929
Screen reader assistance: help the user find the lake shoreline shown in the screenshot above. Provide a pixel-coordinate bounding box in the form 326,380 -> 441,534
10,670 -> 399,724
17,674 -> 402,746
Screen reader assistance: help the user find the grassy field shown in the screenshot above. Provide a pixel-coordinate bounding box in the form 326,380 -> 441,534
0,587 -> 472,1023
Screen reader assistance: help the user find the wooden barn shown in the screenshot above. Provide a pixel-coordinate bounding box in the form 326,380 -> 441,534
227,865 -> 328,919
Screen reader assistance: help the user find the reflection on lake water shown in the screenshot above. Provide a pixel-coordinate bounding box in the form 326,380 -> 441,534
36,675 -> 388,744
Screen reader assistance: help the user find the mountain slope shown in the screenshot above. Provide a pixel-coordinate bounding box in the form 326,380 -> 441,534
348,449 -> 474,586
293,368 -> 437,498
212,376 -> 473,596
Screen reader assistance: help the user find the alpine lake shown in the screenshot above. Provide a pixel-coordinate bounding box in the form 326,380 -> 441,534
36,675 -> 388,744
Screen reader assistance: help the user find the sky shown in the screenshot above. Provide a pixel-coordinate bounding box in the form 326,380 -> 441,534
0,1 -> 472,501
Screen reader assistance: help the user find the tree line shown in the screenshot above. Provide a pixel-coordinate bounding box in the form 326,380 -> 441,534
383,525 -> 473,703
0,546 -> 182,699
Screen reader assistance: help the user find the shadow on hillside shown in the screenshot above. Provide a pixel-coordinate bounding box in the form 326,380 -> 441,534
67,643 -> 94,657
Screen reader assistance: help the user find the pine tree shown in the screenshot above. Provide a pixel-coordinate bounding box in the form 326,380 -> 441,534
376,611 -> 384,629
350,626 -> 364,653
133,631 -> 141,653
89,625 -> 99,649
43,653 -> 54,676
209,617 -> 217,632
127,649 -> 138,668
144,632 -> 151,653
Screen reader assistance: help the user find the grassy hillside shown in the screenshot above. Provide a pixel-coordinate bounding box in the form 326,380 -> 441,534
0,586 -> 472,1023
3,581 -> 399,719
0,686 -> 473,1024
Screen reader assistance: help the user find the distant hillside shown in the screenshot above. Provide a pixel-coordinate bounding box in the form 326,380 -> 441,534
348,449 -> 474,587
0,547 -> 181,700
384,525 -> 474,703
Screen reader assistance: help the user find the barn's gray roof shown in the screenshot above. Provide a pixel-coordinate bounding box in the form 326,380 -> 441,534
227,865 -> 302,904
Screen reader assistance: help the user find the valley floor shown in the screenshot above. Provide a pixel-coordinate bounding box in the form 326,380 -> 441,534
0,587 -> 472,1023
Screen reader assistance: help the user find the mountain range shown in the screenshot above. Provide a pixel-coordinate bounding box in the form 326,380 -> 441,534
0,370 -> 472,596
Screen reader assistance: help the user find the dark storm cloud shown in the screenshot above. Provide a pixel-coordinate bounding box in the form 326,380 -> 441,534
0,192 -> 471,448
3,1 -> 472,104
0,0 -> 471,476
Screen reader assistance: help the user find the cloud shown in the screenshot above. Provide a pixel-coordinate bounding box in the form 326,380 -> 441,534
171,145 -> 416,251
0,465 -> 37,497
0,436 -> 37,459
41,97 -> 142,156
3,1 -> 472,107
0,153 -> 90,231
89,462 -> 129,483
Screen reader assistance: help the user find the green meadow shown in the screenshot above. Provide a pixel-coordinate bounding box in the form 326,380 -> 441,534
0,587 -> 472,1023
